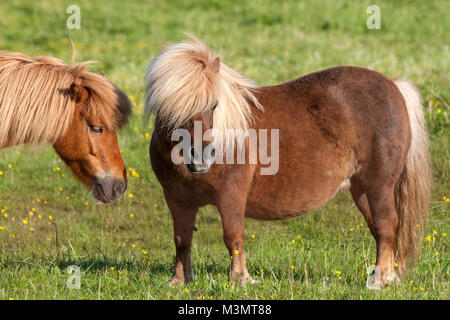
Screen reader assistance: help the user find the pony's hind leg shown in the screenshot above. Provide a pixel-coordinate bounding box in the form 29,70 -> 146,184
366,185 -> 400,286
164,191 -> 198,285
352,178 -> 401,287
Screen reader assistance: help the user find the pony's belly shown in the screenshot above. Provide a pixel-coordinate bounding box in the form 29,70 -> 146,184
245,173 -> 351,220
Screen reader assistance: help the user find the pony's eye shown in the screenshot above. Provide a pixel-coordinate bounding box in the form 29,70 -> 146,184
88,125 -> 104,134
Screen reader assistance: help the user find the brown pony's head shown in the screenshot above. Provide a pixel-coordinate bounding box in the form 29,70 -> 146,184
0,52 -> 131,203
53,73 -> 131,203
144,36 -> 263,174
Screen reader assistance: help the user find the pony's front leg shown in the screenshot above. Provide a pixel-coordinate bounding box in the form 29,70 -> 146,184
164,191 -> 198,286
218,197 -> 251,284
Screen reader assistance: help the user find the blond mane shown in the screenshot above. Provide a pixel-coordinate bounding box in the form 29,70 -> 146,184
0,51 -> 131,147
145,36 -> 262,147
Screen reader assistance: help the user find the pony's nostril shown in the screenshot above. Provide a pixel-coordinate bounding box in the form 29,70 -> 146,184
113,180 -> 126,196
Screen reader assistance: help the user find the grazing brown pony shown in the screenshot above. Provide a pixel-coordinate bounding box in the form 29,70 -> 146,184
0,51 -> 131,203
145,38 -> 431,288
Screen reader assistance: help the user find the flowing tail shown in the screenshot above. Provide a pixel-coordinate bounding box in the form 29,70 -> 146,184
393,80 -> 431,275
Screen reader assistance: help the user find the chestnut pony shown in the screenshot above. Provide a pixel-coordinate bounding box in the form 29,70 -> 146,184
145,38 -> 431,287
0,52 -> 131,203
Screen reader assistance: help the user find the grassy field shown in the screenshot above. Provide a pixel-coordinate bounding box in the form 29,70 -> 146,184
0,0 -> 448,300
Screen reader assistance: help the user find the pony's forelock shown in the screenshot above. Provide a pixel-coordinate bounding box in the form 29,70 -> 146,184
144,37 -> 262,147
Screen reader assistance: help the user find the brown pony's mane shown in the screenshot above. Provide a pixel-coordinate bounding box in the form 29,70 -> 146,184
0,51 -> 131,146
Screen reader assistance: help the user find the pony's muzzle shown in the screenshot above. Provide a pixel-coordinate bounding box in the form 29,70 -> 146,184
186,146 -> 214,174
92,177 -> 127,203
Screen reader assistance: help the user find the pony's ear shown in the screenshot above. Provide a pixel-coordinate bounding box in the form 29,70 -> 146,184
210,57 -> 220,73
69,83 -> 89,103
98,71 -> 105,76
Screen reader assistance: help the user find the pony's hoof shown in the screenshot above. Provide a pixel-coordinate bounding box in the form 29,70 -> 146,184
167,276 -> 185,286
229,271 -> 256,285
384,271 -> 401,285
366,273 -> 383,290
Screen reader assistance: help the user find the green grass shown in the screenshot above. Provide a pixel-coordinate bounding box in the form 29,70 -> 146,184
0,0 -> 448,300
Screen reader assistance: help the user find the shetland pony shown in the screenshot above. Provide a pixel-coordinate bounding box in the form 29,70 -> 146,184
145,38 -> 431,287
0,51 -> 131,203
